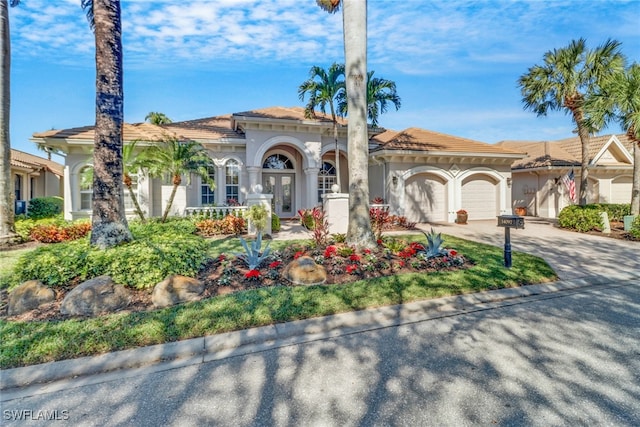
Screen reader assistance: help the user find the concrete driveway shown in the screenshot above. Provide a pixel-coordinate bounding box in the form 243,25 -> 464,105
420,218 -> 640,282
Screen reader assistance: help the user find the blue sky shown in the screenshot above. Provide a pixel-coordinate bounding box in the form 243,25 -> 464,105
8,0 -> 640,161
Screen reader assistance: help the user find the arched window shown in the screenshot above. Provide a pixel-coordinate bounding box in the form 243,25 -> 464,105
79,166 -> 93,210
225,160 -> 240,205
263,154 -> 293,170
318,161 -> 336,202
201,166 -> 216,205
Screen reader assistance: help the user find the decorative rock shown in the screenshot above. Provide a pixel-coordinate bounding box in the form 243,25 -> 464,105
7,280 -> 55,316
284,256 -> 328,285
152,275 -> 204,308
60,276 -> 131,316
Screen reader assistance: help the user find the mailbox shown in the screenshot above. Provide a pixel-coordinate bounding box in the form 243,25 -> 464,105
497,215 -> 525,229
497,215 -> 525,268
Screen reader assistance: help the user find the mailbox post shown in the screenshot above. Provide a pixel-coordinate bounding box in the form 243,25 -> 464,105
497,215 -> 525,268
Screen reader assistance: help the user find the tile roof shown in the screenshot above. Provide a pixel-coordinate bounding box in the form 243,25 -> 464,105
370,127 -> 525,155
233,106 -> 346,124
497,133 -> 634,169
10,149 -> 64,176
33,122 -> 175,142
163,115 -> 242,140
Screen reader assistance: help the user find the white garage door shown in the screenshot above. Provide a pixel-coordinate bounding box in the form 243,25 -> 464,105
461,176 -> 498,220
404,174 -> 447,222
610,176 -> 632,204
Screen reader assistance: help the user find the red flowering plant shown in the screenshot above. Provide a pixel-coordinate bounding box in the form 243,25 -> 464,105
244,269 -> 261,281
345,264 -> 359,275
324,245 -> 337,258
269,261 -> 282,269
294,251 -> 305,259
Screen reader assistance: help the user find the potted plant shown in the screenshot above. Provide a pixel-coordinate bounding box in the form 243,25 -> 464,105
514,206 -> 527,216
456,209 -> 468,224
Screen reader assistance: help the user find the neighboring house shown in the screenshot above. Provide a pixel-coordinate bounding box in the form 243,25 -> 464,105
497,134 -> 634,218
31,106 -> 525,223
10,149 -> 64,214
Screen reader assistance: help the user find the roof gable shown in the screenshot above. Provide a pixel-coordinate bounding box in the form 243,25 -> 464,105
591,135 -> 633,165
10,149 -> 64,176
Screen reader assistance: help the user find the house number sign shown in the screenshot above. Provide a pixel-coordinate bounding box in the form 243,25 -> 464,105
497,215 -> 525,268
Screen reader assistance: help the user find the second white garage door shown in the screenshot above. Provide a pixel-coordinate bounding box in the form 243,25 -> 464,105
404,174 -> 447,223
610,176 -> 632,204
461,175 -> 498,220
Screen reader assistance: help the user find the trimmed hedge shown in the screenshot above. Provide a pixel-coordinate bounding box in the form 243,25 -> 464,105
558,205 -> 603,232
13,220 -> 209,289
27,197 -> 63,220
631,215 -> 640,239
272,214 -> 281,233
590,203 -> 631,222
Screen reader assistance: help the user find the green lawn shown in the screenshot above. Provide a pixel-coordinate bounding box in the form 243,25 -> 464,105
0,234 -> 557,369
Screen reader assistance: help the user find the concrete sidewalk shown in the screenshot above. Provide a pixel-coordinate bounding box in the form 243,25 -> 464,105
2,217 -> 638,397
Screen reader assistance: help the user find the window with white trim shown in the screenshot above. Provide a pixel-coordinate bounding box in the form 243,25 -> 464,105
225,160 -> 240,205
318,161 -> 336,202
79,166 -> 93,210
201,166 -> 216,205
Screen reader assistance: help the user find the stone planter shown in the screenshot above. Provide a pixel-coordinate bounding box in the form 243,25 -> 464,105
514,206 -> 527,216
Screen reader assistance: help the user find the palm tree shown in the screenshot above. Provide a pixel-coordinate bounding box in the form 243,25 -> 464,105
584,63 -> 640,215
337,70 -> 401,127
0,0 -> 20,246
298,63 -> 345,191
140,137 -> 215,222
81,0 -> 132,248
518,38 -> 625,206
145,111 -> 172,125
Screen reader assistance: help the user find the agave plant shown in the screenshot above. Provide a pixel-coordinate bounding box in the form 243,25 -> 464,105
236,232 -> 272,270
418,228 -> 448,259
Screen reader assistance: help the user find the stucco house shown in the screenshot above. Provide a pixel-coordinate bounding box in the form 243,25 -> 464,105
497,134 -> 635,218
31,106 -> 526,223
9,149 -> 64,214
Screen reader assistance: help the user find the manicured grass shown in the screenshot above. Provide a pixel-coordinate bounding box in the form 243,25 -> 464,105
0,234 -> 556,369
0,248 -> 36,289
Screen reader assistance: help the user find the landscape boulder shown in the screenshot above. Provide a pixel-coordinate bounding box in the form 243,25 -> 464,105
7,280 -> 55,316
283,256 -> 327,285
60,275 -> 131,316
152,275 -> 204,308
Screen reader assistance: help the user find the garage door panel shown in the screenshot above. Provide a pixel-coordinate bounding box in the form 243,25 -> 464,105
461,177 -> 497,220
611,177 -> 632,204
405,175 -> 446,222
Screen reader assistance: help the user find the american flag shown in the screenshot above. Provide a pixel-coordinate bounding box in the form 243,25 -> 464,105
562,169 -> 576,203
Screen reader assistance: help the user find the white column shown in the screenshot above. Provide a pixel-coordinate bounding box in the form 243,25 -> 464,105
64,165 -> 73,220
304,167 -> 319,207
246,166 -> 261,194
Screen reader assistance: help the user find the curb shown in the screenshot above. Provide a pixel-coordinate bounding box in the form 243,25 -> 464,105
2,274 -> 639,394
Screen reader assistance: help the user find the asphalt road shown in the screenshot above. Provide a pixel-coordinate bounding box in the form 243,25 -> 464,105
2,280 -> 639,427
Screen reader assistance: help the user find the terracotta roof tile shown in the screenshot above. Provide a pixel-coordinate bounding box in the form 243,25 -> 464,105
10,149 -> 64,176
233,106 -> 345,124
498,133 -> 633,169
371,127 -> 524,155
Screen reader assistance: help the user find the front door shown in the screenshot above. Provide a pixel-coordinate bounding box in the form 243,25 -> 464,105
263,173 -> 295,217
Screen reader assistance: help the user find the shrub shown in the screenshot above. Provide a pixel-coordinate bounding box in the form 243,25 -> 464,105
630,215 -> 640,239
29,221 -> 91,243
558,205 -> 603,232
370,207 -> 391,239
195,215 -> 246,236
13,224 -> 209,289
591,203 -> 631,222
271,214 -> 281,233
247,204 -> 268,233
297,208 -> 315,230
27,197 -> 63,220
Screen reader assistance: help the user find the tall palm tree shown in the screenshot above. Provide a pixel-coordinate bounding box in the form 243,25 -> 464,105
82,0 -> 133,248
518,38 -> 625,206
140,137 -> 215,222
0,0 -> 20,246
145,111 -> 172,125
322,0 -> 374,248
584,63 -> 640,215
337,70 -> 401,127
298,63 -> 345,191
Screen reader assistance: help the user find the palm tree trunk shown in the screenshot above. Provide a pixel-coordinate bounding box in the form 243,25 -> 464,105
162,183 -> 179,223
631,140 -> 640,215
573,109 -> 590,206
126,182 -> 145,222
332,119 -> 341,191
0,0 -> 17,245
343,0 -> 375,249
89,0 -> 132,248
